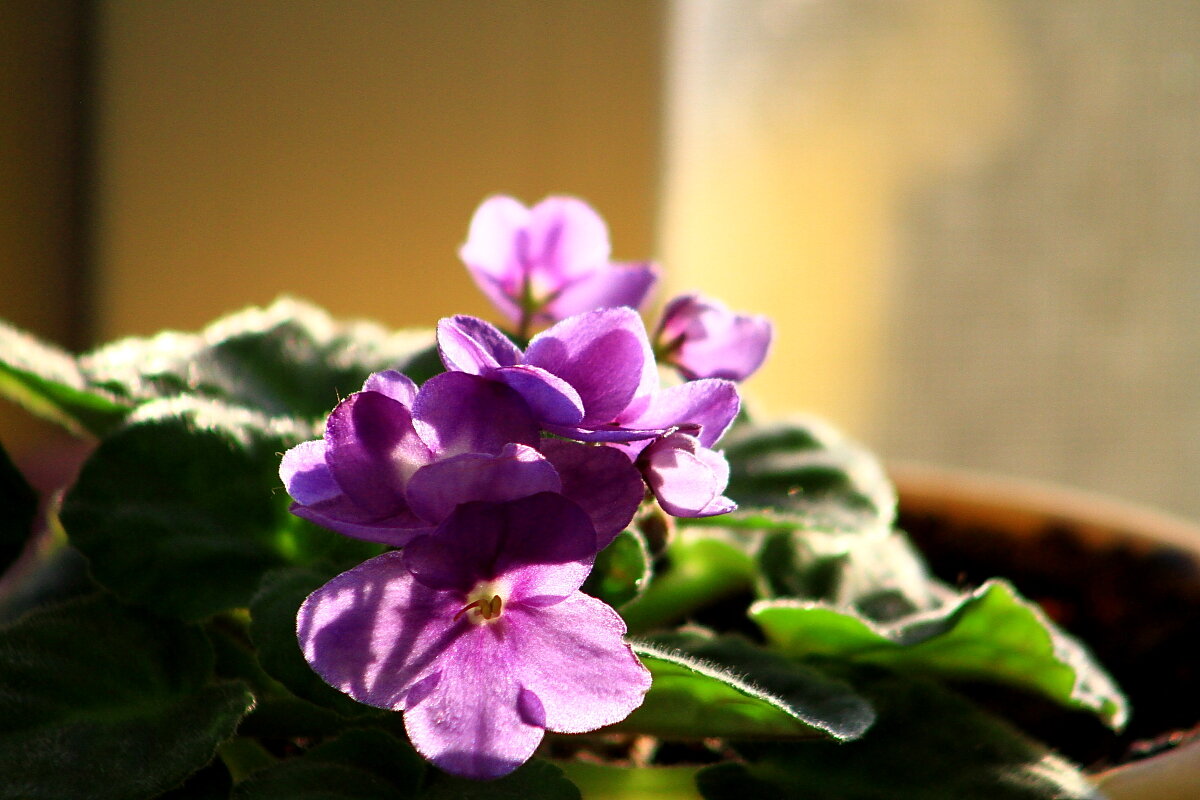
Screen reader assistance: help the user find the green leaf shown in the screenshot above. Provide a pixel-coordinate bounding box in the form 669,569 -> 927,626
232,728 -> 424,800
695,669 -> 1102,800
249,566 -> 380,718
420,758 -> 580,800
0,593 -> 255,800
716,417 -> 896,535
0,440 -> 37,574
554,762 -> 701,800
582,528 -> 651,608
619,530 -> 757,635
0,320 -> 130,436
81,297 -> 438,420
752,579 -> 1128,728
61,397 -> 381,621
757,528 -> 952,622
619,635 -> 874,742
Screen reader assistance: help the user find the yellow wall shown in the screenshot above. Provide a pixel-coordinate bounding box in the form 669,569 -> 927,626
92,1 -> 666,339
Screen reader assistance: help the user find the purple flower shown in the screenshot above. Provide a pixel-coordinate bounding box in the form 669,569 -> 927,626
438,307 -> 740,447
280,369 -> 643,547
459,195 -> 658,335
297,493 -> 651,780
655,293 -> 773,382
637,431 -> 735,518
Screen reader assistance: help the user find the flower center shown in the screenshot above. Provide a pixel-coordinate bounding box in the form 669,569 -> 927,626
454,584 -> 505,625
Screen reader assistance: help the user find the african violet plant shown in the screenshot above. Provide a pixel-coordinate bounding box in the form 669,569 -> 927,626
0,196 -> 1127,799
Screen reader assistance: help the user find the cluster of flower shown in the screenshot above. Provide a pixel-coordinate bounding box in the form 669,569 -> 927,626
280,196 -> 772,780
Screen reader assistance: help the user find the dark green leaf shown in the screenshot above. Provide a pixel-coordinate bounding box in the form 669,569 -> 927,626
0,593 -> 255,800
80,297 -> 438,419
61,397 -> 381,620
0,320 -> 129,436
696,669 -> 1102,800
0,439 -> 37,574
232,728 -> 424,800
752,579 -> 1128,728
582,528 -> 651,608
620,635 -> 874,742
155,760 -> 233,800
717,417 -> 895,535
420,758 -> 580,800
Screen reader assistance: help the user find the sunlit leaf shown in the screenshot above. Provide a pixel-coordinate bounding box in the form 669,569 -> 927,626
618,635 -> 874,742
753,579 -> 1127,728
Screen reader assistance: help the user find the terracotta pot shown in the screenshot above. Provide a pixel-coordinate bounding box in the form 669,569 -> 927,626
891,463 -> 1200,800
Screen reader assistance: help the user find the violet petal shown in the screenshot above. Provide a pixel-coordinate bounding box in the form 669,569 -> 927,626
618,378 -> 740,448
403,626 -> 546,780
280,439 -> 339,506
404,444 -> 562,525
297,551 -> 458,710
504,593 -> 650,733
362,369 -> 420,406
524,307 -> 652,424
437,315 -> 523,375
492,364 -> 585,426
403,494 -> 595,598
411,371 -> 539,457
324,391 -> 432,518
539,439 -> 645,548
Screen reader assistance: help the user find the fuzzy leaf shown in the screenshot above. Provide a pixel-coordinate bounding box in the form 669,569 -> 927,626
715,417 -> 895,535
757,528 -> 952,622
0,320 -> 129,436
81,297 -> 438,420
696,669 -> 1102,800
618,636 -> 874,742
753,579 -> 1128,728
0,593 -> 255,800
61,398 -> 381,621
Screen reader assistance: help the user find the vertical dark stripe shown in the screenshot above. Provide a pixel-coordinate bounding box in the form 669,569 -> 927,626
64,0 -> 98,351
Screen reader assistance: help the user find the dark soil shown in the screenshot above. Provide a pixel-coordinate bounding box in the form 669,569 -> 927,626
900,508 -> 1200,769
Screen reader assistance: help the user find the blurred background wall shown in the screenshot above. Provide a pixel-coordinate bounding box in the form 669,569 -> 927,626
3,1 -> 1200,523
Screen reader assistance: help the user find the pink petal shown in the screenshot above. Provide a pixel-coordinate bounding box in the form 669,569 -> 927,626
545,262 -> 658,320
525,196 -> 611,281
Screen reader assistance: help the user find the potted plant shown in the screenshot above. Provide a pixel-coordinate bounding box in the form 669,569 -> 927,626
1,195 -> 1194,799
